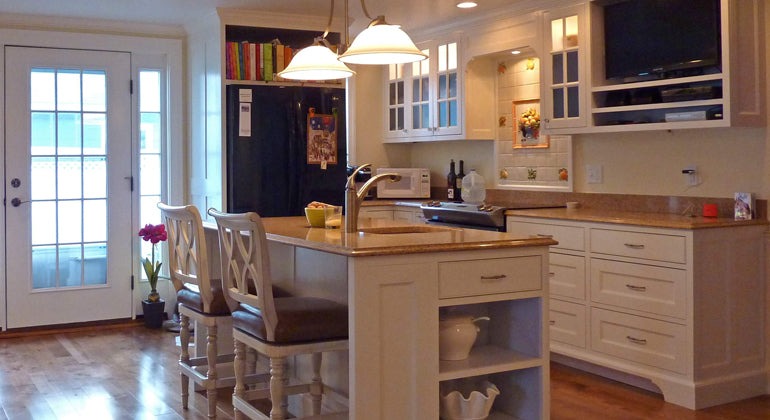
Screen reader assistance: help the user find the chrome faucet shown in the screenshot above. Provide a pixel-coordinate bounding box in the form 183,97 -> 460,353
345,164 -> 402,232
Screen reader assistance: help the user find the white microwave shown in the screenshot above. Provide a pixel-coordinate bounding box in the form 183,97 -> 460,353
375,168 -> 431,199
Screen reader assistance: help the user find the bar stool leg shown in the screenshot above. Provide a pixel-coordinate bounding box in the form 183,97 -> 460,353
234,339 -> 247,420
206,324 -> 218,418
269,356 -> 287,420
179,313 -> 191,409
310,352 -> 323,415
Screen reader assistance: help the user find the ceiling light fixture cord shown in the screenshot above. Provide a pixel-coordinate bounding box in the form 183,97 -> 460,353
322,0 -> 334,40
360,0 -> 373,20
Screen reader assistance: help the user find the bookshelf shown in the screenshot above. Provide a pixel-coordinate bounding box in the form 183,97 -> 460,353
224,25 -> 343,86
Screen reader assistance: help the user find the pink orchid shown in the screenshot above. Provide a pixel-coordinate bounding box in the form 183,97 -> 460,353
139,223 -> 167,244
137,223 -> 167,302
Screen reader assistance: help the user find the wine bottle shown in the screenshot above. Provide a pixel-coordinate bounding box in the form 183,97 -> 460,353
456,160 -> 465,201
447,159 -> 457,200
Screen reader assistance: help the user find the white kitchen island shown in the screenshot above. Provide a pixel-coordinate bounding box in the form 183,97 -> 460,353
230,216 -> 556,420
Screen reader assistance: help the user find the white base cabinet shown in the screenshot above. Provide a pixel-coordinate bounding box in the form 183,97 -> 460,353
349,247 -> 550,420
508,216 -> 767,409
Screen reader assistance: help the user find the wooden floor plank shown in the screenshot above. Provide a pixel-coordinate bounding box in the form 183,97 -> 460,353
0,325 -> 768,419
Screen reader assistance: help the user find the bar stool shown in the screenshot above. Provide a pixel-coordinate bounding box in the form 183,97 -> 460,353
158,203 -> 235,418
207,208 -> 349,420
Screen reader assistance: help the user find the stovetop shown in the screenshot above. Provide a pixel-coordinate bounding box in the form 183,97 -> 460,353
420,201 -> 565,229
420,201 -> 507,228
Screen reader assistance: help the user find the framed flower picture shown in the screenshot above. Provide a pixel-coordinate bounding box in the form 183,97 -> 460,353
513,99 -> 549,149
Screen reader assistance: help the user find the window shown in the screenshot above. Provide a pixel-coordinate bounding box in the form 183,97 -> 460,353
138,69 -> 165,279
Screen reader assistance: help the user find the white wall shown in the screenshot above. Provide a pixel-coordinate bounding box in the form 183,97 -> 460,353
349,64 -> 411,170
409,140 -> 495,188
573,127 -> 768,198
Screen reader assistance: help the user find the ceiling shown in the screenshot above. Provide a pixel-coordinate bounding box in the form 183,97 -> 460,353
0,0 -> 526,31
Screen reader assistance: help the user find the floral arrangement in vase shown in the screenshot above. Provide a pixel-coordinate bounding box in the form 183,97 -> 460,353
518,107 -> 541,140
138,223 -> 167,302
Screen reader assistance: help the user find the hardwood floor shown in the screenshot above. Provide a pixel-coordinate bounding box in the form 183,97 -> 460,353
0,324 -> 768,419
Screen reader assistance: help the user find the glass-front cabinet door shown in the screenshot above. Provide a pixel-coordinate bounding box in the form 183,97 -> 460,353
385,63 -> 407,138
543,4 -> 588,131
409,47 -> 433,137
382,39 -> 463,141
435,42 -> 461,136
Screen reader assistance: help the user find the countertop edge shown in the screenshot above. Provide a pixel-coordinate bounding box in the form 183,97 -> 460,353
506,208 -> 769,229
266,232 -> 557,257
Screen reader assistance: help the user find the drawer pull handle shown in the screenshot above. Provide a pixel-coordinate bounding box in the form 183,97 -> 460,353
549,320 -> 556,325
480,274 -> 506,281
625,284 -> 647,292
624,243 -> 645,249
549,272 -> 556,277
626,336 -> 647,345
536,234 -> 554,238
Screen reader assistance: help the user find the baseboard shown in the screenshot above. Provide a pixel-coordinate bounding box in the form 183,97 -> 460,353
551,352 -> 662,394
693,369 -> 768,409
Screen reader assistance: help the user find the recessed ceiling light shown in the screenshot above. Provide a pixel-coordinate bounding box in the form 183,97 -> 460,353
511,50 -> 521,55
456,1 -> 478,8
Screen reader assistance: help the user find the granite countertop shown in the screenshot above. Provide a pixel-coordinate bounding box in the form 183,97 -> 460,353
506,207 -> 769,229
260,216 -> 556,257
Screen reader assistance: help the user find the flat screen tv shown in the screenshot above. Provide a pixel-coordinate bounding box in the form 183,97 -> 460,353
603,0 -> 721,80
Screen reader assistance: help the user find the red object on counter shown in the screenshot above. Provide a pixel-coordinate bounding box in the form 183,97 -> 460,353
703,204 -> 718,217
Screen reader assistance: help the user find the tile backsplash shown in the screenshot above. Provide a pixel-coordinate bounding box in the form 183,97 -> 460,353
495,54 -> 571,190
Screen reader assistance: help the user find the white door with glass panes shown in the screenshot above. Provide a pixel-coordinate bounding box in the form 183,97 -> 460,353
4,47 -> 132,328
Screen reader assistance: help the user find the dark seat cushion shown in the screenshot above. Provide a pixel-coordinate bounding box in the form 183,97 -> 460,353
232,297 -> 348,344
177,281 -> 230,315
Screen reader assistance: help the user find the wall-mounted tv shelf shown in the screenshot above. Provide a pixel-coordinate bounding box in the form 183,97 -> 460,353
540,0 -> 765,135
590,73 -> 726,130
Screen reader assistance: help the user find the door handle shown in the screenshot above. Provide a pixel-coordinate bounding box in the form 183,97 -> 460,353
11,198 -> 29,207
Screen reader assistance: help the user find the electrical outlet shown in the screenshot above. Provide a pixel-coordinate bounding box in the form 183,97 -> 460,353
586,164 -> 602,184
684,165 -> 699,186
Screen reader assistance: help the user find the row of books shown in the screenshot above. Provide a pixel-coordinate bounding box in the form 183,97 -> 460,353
225,41 -> 294,82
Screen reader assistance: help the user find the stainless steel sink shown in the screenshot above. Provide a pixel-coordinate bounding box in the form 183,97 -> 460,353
357,225 -> 459,235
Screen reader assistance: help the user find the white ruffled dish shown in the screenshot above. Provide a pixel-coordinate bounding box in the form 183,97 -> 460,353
439,380 -> 500,420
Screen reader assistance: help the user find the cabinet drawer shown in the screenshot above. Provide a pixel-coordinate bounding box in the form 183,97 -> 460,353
549,253 -> 586,300
508,221 -> 585,251
550,299 -> 586,348
590,229 -> 686,264
438,256 -> 541,299
591,308 -> 687,374
591,259 -> 686,319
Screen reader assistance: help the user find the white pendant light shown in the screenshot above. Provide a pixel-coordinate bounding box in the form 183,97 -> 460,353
338,17 -> 427,65
456,1 -> 478,8
278,39 -> 355,80
338,0 -> 427,66
277,0 -> 355,81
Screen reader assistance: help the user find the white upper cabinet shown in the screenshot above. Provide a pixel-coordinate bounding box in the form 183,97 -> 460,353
383,39 -> 464,142
585,0 -> 763,133
542,3 -> 589,132
538,0 -> 765,134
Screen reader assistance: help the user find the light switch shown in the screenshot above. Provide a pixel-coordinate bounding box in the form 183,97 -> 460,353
586,164 -> 602,184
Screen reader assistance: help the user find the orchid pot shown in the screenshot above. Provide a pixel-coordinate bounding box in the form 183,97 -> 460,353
138,223 -> 168,328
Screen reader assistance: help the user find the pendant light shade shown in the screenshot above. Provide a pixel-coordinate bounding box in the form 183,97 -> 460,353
338,18 -> 428,65
278,43 -> 355,81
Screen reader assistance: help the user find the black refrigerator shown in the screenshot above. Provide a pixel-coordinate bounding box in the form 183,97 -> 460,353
225,84 -> 346,216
